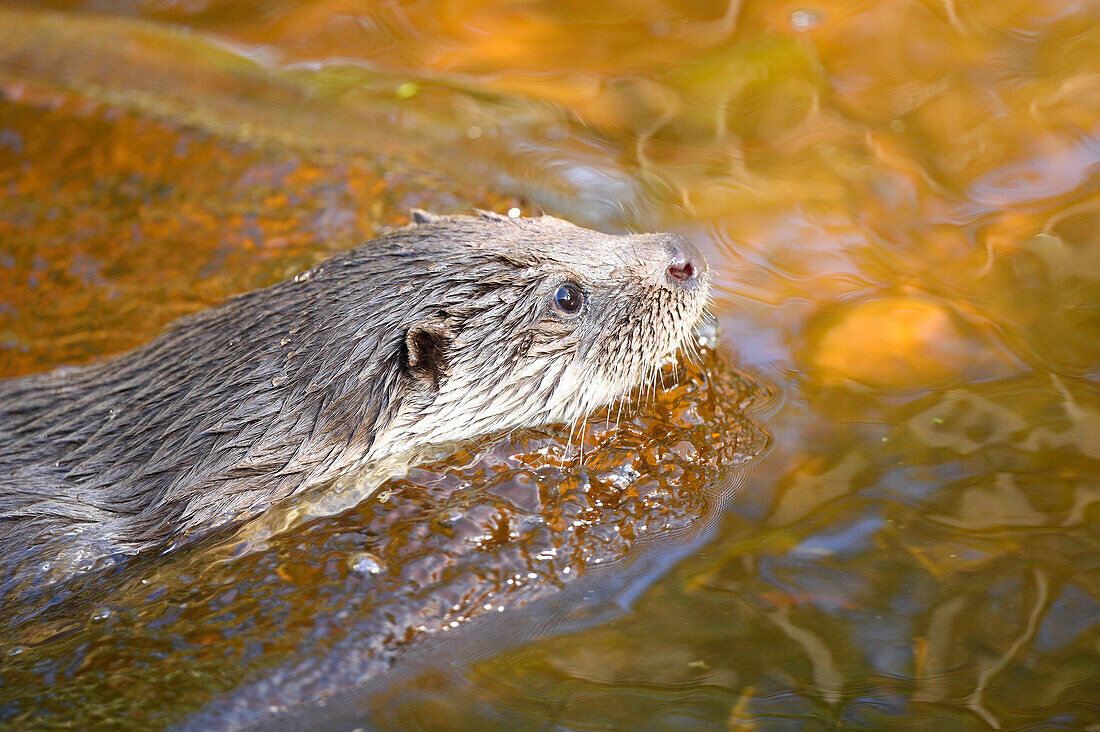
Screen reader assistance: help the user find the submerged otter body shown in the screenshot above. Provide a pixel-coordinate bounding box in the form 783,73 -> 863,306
0,212 -> 708,567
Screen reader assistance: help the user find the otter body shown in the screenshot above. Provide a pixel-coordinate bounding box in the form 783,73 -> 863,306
0,212 -> 707,567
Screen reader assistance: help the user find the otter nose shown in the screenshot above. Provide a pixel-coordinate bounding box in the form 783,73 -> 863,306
665,238 -> 705,287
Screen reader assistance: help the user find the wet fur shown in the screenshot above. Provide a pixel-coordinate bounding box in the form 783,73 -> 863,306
0,213 -> 707,567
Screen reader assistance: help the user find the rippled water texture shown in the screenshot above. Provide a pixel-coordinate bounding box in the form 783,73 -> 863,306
1,0 -> 1098,729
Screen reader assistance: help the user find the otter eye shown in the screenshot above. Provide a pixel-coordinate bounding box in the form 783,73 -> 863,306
552,282 -> 584,315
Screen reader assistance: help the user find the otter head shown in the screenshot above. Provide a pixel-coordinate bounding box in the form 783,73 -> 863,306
369,211 -> 710,458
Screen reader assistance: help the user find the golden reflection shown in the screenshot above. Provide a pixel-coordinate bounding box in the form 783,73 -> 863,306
0,0 -> 1098,728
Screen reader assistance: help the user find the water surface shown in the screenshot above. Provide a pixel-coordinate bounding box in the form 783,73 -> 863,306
0,0 -> 1097,729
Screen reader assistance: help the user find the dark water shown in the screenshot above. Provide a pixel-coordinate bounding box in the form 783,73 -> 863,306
0,0 -> 1098,729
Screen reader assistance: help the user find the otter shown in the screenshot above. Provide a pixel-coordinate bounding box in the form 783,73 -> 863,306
0,211 -> 708,568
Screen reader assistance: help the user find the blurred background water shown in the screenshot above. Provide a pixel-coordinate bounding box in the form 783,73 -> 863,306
0,0 -> 1097,729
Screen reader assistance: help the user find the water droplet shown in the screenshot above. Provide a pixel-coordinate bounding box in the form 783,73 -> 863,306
271,374 -> 288,387
694,317 -> 719,348
507,207 -> 521,218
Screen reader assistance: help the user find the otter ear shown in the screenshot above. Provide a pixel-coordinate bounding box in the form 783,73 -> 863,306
410,209 -> 443,225
404,320 -> 451,389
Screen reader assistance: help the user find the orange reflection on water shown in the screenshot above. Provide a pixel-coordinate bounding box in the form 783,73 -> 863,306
0,0 -> 1098,728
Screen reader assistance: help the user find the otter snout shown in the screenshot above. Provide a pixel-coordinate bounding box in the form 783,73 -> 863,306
663,237 -> 707,288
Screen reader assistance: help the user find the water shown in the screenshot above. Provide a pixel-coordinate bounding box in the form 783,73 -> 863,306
0,0 -> 1098,728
